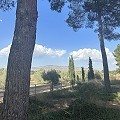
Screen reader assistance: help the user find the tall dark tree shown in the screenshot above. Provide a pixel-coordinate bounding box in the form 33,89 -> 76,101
49,0 -> 120,92
76,75 -> 80,81
68,55 -> 75,87
81,67 -> 85,82
114,44 -> 120,69
88,57 -> 95,80
66,0 -> 120,92
2,0 -> 38,119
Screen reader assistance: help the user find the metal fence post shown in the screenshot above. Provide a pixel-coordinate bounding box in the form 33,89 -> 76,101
35,84 -> 36,98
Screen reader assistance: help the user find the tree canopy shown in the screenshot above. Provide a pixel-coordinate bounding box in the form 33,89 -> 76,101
66,0 -> 120,40
0,0 -> 15,11
49,0 -> 120,40
41,70 -> 60,85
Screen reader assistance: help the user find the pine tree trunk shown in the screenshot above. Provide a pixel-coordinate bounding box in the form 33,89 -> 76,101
2,0 -> 38,119
98,13 -> 111,92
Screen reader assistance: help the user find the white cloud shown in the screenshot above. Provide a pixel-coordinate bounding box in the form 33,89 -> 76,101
105,48 -> 115,60
0,44 -> 11,56
70,48 -> 117,65
33,44 -> 66,57
70,48 -> 102,61
0,19 -> 2,22
0,44 -> 66,57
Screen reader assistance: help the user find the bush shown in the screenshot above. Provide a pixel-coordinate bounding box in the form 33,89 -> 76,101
110,80 -> 120,85
76,80 -> 82,86
78,81 -> 103,100
68,98 -> 99,119
66,98 -> 120,120
94,73 -> 102,80
28,98 -> 43,120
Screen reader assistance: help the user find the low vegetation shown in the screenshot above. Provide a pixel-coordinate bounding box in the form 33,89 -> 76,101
28,80 -> 120,120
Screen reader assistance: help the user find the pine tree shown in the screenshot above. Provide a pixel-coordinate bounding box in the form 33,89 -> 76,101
68,55 -> 75,87
66,0 -> 117,92
49,0 -> 120,92
81,67 -> 85,82
88,57 -> 95,80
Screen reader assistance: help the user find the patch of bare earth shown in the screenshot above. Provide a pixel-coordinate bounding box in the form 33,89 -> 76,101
41,98 -> 76,113
94,100 -> 120,109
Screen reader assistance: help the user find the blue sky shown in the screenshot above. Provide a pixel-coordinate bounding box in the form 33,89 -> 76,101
0,1 -> 119,70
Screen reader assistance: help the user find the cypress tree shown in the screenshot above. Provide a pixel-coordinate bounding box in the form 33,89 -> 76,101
68,55 -> 75,87
76,75 -> 79,81
81,67 -> 85,82
88,57 -> 95,80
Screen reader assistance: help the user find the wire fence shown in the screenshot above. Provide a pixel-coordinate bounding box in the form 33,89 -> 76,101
0,82 -> 70,103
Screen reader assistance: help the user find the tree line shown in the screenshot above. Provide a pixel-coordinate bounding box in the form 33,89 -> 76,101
68,55 -> 99,87
41,55 -> 101,90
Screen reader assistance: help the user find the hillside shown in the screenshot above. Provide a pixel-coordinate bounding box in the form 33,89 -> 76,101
0,66 -> 119,88
32,65 -> 68,71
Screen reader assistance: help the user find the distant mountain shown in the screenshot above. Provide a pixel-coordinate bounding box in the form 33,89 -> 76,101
31,65 -> 88,71
32,65 -> 68,71
0,65 -> 86,71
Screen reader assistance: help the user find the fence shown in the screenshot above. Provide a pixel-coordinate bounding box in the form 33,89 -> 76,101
0,82 -> 70,102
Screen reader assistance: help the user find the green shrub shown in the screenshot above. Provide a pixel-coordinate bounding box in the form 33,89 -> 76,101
76,80 -> 82,86
98,93 -> 118,101
44,88 -> 77,99
67,98 -> 120,120
94,73 -> 102,80
28,98 -> 42,120
68,99 -> 99,119
78,81 -> 103,100
110,80 -> 120,85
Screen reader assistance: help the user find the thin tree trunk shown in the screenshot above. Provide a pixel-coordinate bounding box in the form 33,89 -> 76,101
98,13 -> 111,92
50,82 -> 54,92
2,0 -> 38,119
